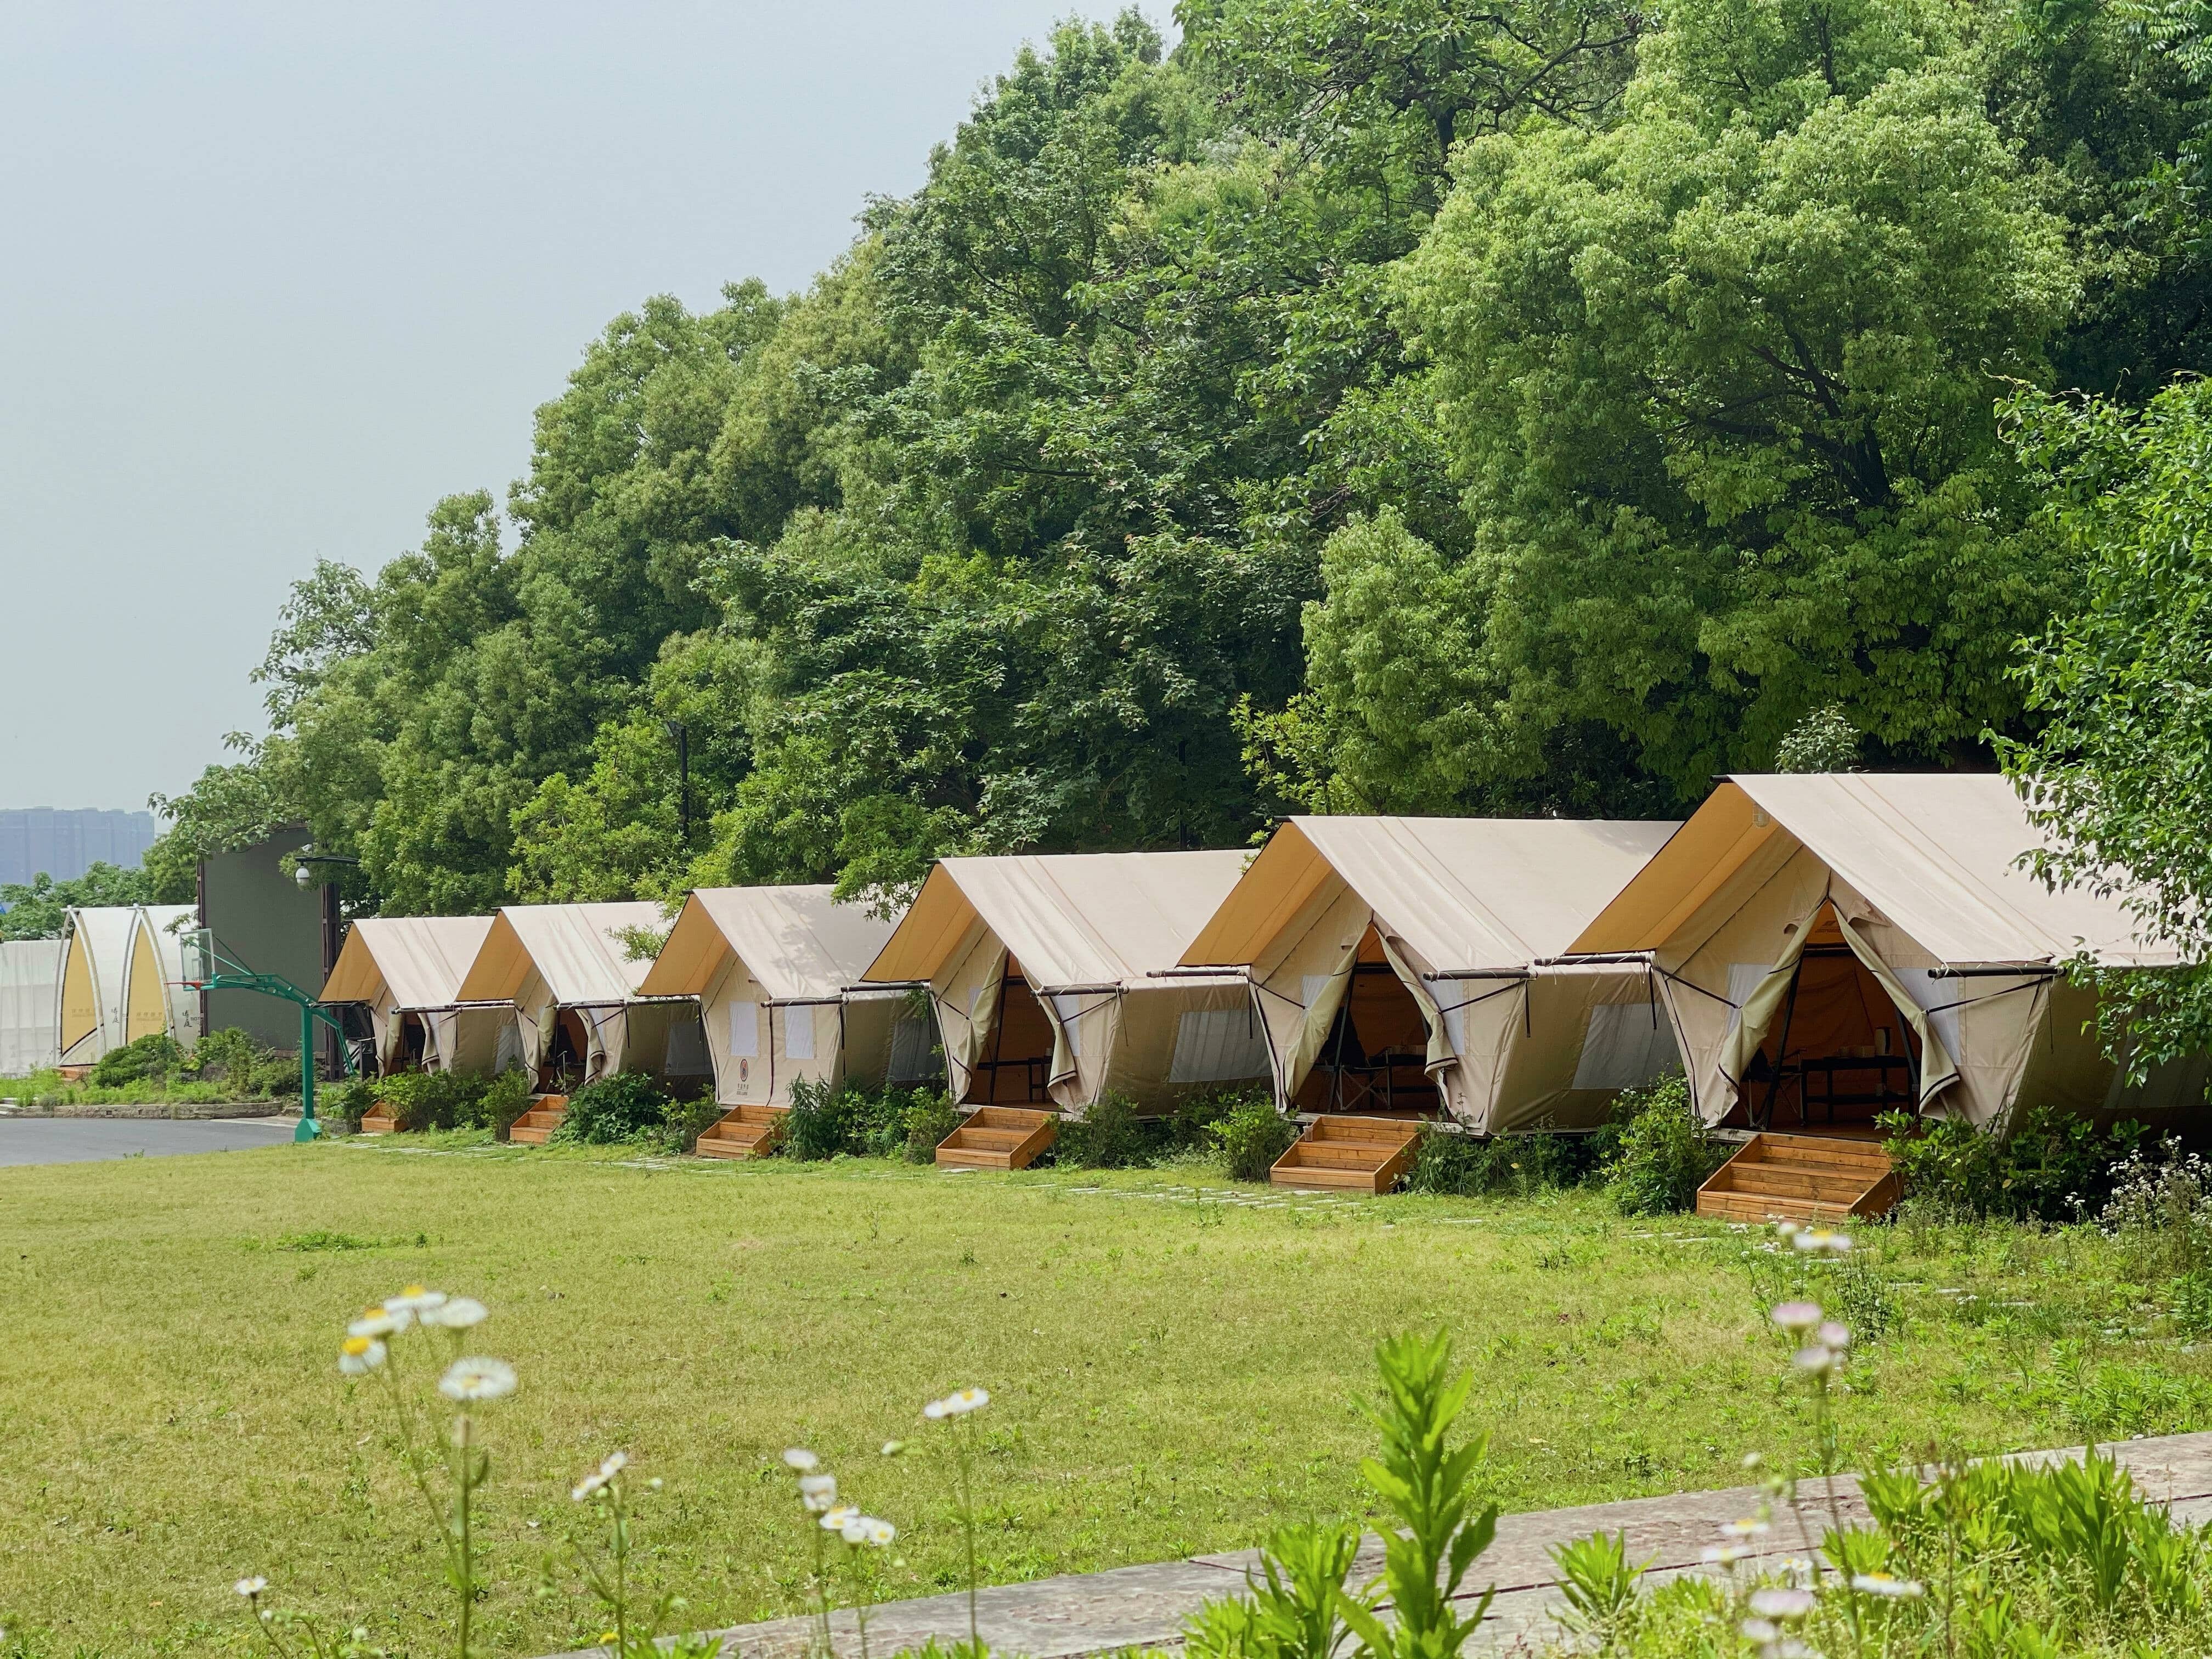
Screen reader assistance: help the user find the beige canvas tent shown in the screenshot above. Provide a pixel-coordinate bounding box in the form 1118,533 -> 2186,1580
1566,774 -> 2203,1132
1178,817 -> 1680,1133
455,902 -> 697,1088
638,885 -> 931,1106
862,850 -> 1268,1114
320,916 -> 505,1075
57,905 -> 200,1064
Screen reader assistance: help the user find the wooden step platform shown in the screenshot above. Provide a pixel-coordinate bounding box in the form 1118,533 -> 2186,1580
1271,1114 -> 1423,1193
1696,1131 -> 1899,1223
507,1095 -> 569,1146
935,1107 -> 1057,1171
695,1103 -> 788,1160
359,1101 -> 398,1135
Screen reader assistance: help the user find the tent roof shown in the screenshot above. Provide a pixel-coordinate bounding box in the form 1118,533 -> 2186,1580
1181,816 -> 1680,972
455,902 -> 664,1005
864,850 -> 1251,992
322,916 -> 495,1009
638,885 -> 902,1002
1568,774 -> 2180,967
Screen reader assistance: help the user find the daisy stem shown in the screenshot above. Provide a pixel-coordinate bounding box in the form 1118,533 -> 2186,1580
956,1419 -> 979,1652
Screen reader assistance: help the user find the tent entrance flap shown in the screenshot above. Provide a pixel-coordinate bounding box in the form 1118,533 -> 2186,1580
963,962 -> 1057,1106
1718,904 -> 1959,1129
1294,927 -> 1444,1118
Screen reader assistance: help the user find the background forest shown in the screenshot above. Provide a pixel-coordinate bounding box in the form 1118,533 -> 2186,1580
137,0 -> 2212,926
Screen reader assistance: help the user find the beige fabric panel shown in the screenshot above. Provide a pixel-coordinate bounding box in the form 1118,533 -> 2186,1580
653,885 -> 900,1002
514,965 -> 555,1070
770,1001 -> 841,1099
1482,966 -> 1675,1135
438,1007 -> 509,1075
702,955 -> 770,1105
932,922 -> 1007,1105
1657,840 -> 1833,1121
1249,879 -> 1369,1109
1049,980 -> 1259,1114
325,916 -> 493,1007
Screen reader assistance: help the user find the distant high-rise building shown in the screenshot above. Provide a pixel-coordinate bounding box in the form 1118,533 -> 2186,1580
0,809 -> 158,887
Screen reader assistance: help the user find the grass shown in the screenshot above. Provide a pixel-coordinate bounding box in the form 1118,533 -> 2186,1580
1,1138 -> 2207,1658
0,1066 -> 251,1107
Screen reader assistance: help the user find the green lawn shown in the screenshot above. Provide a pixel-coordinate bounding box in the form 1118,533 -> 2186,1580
0,1137 -> 2204,1658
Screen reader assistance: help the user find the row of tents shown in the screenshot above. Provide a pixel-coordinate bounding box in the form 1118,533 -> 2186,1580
296,775 -> 2201,1138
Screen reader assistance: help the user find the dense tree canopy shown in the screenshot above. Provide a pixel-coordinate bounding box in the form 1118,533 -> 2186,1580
151,0 -> 2211,919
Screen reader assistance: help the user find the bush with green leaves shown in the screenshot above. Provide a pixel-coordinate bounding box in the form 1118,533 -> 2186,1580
1597,1075 -> 1725,1216
902,1092 -> 961,1163
88,1033 -> 189,1090
188,1026 -> 259,1091
1883,1104 -> 2146,1223
1054,1094 -> 1154,1169
553,1071 -> 675,1145
1207,1093 -> 1299,1182
1406,1124 -> 1597,1198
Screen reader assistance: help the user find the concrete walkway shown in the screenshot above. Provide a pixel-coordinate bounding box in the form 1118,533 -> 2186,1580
553,1432 -> 2212,1659
0,1115 -> 297,1165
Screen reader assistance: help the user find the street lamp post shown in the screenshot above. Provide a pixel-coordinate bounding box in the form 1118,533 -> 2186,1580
663,719 -> 690,845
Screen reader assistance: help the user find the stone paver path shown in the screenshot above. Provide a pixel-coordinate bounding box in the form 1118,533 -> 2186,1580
550,1431 -> 2212,1658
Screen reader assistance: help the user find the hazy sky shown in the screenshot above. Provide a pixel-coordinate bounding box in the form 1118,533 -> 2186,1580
0,1 -> 1149,811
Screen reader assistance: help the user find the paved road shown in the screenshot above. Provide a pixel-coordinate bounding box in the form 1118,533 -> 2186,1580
0,1116 -> 297,1166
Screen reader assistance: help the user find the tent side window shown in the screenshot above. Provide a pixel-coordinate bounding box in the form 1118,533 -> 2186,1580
1571,1003 -> 1682,1090
783,1005 -> 817,1062
1170,1007 -> 1272,1084
729,1001 -> 760,1059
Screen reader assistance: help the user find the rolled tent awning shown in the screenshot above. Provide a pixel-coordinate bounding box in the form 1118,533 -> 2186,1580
1565,775 -> 2194,1129
1178,816 -> 1681,1132
638,884 -> 909,1107
862,850 -> 1265,1113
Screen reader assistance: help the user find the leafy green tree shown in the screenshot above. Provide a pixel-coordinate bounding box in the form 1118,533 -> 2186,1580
2003,376 -> 2212,1071
1375,0 -> 2081,804
0,863 -> 155,940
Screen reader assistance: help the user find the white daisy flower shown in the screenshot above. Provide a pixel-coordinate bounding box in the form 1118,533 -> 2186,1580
1721,1518 -> 1771,1538
840,1516 -> 870,1543
572,1472 -> 608,1503
1748,1587 -> 1815,1620
424,1296 -> 488,1330
1815,1321 -> 1852,1352
798,1474 -> 837,1511
820,1504 -> 861,1531
599,1451 -> 629,1479
1792,1345 -> 1835,1375
1740,1618 -> 1778,1643
338,1336 -> 386,1375
1852,1572 -> 1924,1599
783,1448 -> 820,1472
437,1356 -> 517,1402
1773,1221 -> 1802,1239
348,1306 -> 404,1338
387,1285 -> 449,1313
1702,1545 -> 1752,1566
1793,1228 -> 1853,1255
925,1386 -> 990,1419
862,1517 -> 895,1546
234,1577 -> 269,1598
1770,1301 -> 1823,1335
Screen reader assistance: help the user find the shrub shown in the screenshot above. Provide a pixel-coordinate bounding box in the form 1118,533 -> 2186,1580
659,1093 -> 726,1154
88,1033 -> 188,1089
902,1091 -> 961,1162
1599,1075 -> 1724,1215
1055,1094 -> 1153,1169
249,1046 -> 304,1099
1406,1124 -> 1598,1198
555,1072 -> 673,1145
1208,1094 -> 1300,1181
1883,1103 -> 2146,1223
474,1069 -> 535,1136
333,1075 -> 380,1132
189,1026 -> 258,1090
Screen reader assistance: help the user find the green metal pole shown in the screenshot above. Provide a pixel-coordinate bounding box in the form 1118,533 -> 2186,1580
296,998 -> 322,1142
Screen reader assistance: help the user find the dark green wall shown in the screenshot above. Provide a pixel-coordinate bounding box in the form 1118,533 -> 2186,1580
203,827 -> 324,1051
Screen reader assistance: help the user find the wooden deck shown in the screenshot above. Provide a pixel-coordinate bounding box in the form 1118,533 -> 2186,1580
1695,1131 -> 1899,1223
695,1103 -> 788,1160
935,1107 -> 1057,1170
1270,1114 -> 1423,1194
506,1094 -> 569,1146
